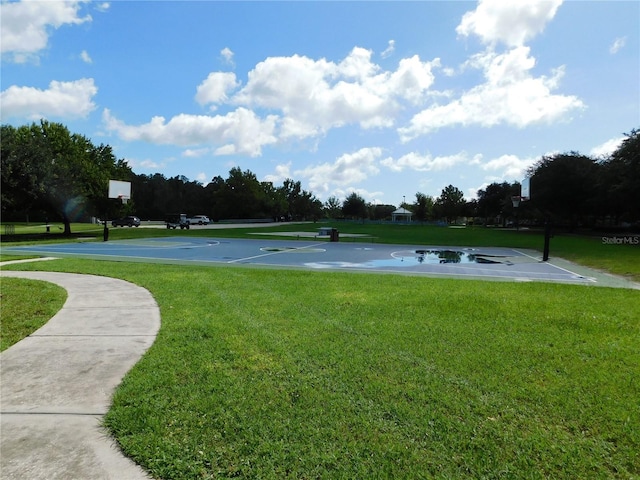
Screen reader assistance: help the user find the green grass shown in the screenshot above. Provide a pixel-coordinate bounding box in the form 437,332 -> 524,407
4,258 -> 639,479
0,277 -> 67,351
0,221 -> 104,235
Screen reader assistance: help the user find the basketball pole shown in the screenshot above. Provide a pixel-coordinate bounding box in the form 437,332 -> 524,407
543,218 -> 551,261
103,206 -> 109,242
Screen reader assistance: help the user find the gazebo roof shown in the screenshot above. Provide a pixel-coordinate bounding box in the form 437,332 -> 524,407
392,207 -> 412,214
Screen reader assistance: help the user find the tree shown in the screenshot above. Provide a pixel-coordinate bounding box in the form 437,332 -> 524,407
324,196 -> 342,219
476,181 -> 520,225
262,181 -> 287,221
600,129 -> 640,223
224,167 -> 269,219
412,192 -> 434,221
1,124 -> 47,218
342,192 -> 367,220
369,203 -> 396,221
527,152 -> 600,228
1,121 -> 132,233
278,178 -> 321,221
435,185 -> 465,223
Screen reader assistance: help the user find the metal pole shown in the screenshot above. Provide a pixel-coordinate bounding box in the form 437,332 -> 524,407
543,218 -> 551,261
103,208 -> 109,242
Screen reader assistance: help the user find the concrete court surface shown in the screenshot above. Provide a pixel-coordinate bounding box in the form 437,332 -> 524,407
0,269 -> 159,479
4,235 -> 639,288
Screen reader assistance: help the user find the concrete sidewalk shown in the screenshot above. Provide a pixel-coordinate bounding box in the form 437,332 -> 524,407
1,269 -> 160,479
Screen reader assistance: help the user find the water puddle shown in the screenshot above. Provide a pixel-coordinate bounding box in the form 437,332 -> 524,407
391,249 -> 507,265
305,249 -> 511,270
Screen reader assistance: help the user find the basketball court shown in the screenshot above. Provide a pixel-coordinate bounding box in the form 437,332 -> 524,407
4,235 -> 619,286
5,176 -> 618,286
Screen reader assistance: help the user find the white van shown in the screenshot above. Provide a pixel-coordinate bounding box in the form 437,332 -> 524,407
189,215 -> 210,225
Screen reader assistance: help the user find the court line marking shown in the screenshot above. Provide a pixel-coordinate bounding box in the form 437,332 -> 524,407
512,249 -> 542,261
260,261 -> 596,283
227,242 -> 327,263
513,249 -> 597,282
302,261 -> 586,278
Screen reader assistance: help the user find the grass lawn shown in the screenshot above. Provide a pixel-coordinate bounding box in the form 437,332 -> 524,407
0,278 -> 67,351
3,255 -> 639,479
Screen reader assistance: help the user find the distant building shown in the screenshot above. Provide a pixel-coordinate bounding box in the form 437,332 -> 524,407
392,207 -> 413,222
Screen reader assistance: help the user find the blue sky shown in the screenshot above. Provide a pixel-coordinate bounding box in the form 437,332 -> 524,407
2,1 -> 638,207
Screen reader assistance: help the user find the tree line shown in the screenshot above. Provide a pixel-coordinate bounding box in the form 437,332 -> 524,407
2,121 -> 638,232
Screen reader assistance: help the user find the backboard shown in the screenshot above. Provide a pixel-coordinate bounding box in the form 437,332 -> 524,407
108,180 -> 131,201
521,177 -> 530,201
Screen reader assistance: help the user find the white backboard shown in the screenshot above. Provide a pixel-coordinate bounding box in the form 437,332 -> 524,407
108,180 -> 131,199
521,177 -> 530,201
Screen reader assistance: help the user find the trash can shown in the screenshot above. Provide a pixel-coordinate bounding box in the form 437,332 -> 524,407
330,228 -> 339,242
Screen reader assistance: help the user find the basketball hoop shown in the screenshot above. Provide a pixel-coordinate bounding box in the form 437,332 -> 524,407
109,180 -> 131,204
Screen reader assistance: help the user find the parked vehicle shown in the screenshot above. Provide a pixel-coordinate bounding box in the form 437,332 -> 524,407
189,215 -> 210,225
165,213 -> 190,229
112,216 -> 140,227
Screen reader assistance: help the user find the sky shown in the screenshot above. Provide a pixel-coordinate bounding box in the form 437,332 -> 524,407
1,0 -> 638,207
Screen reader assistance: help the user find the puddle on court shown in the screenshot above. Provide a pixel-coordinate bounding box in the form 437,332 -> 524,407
391,249 -> 509,265
306,249 -> 512,270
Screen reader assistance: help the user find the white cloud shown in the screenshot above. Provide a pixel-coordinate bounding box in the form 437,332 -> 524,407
182,148 -> 210,158
457,0 -> 563,47
110,47 -> 439,155
80,50 -> 92,64
1,0 -> 92,62
263,162 -> 292,184
381,40 -> 395,58
0,78 -> 98,121
399,46 -> 584,140
331,187 -> 385,203
102,107 -> 278,157
95,3 -> 110,13
221,47 -> 234,65
295,147 -> 382,193
590,137 -> 623,157
232,47 -> 437,140
481,153 -> 537,179
388,56 -> 440,104
195,72 -> 239,108
381,151 -> 479,172
609,37 -> 626,54
125,157 -> 165,171
195,172 -> 208,183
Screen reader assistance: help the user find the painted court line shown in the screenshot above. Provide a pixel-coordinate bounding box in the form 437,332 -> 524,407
227,242 -> 326,263
512,248 -> 597,283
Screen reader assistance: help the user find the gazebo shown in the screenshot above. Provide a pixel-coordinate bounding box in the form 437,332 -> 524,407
392,207 -> 413,222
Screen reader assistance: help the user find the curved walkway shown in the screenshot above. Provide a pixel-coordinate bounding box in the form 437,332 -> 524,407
1,267 -> 160,479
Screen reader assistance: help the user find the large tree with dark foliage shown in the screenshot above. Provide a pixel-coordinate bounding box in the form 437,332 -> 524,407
435,185 -> 466,223
527,152 -> 600,228
412,192 -> 434,221
279,178 -> 323,221
1,121 -> 131,233
476,181 -> 520,225
342,192 -> 368,220
599,129 -> 640,224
